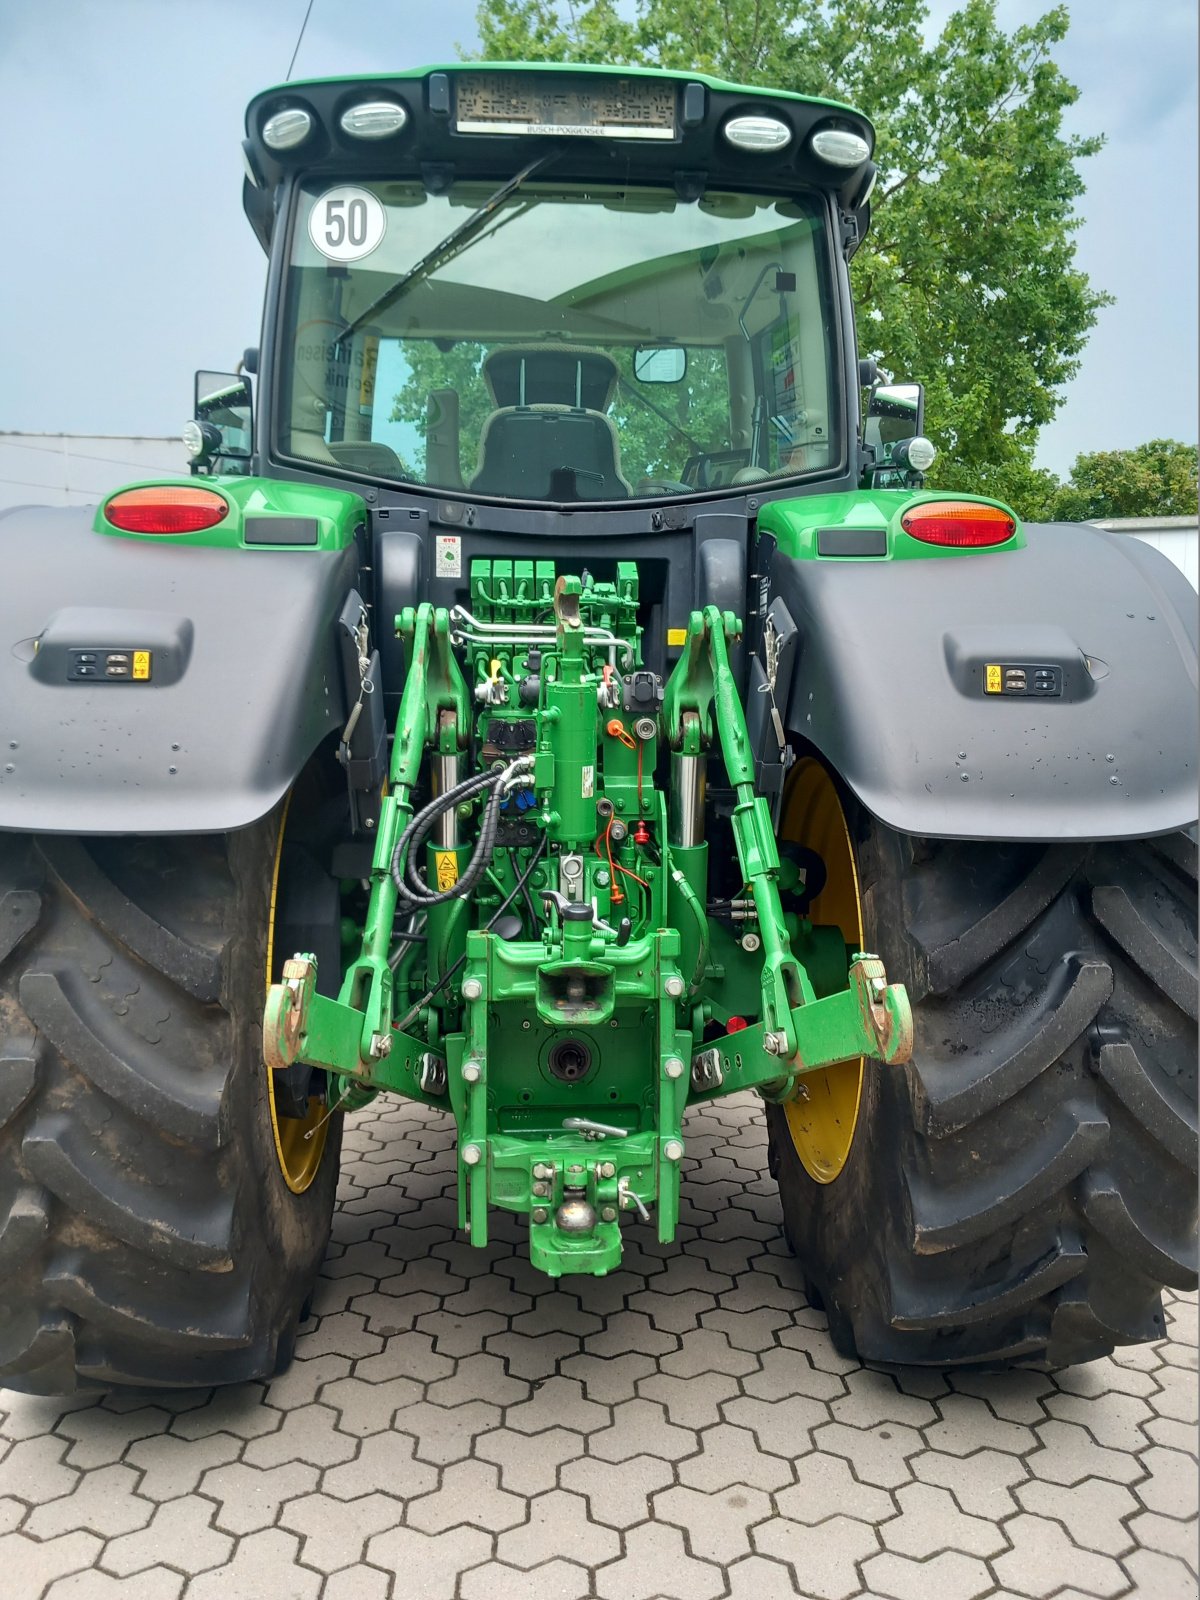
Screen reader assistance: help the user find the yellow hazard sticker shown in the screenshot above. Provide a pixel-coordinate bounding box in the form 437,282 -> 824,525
667,628 -> 687,647
985,663 -> 1002,694
435,851 -> 459,891
132,650 -> 152,681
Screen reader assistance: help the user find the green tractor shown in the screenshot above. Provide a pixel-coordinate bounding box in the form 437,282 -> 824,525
1,63 -> 1195,1392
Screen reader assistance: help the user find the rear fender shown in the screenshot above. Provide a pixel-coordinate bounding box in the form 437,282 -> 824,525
0,489 -> 364,835
767,517 -> 1198,841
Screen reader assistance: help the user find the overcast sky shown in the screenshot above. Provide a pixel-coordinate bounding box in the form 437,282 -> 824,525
0,0 -> 1194,475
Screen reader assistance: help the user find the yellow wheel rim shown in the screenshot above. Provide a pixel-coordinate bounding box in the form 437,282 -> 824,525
781,759 -> 865,1184
265,798 -> 330,1193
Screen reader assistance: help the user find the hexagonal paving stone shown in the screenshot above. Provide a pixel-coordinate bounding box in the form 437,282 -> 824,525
317,1430 -> 439,1503
496,1488 -> 621,1570
366,1523 -> 493,1593
991,1512 -> 1128,1598
652,1483 -> 775,1564
559,1453 -> 677,1530
26,1464 -> 153,1540
860,1547 -> 995,1600
181,1527 -> 322,1600
677,1421 -> 792,1493
460,1557 -> 593,1600
475,1425 -> 586,1496
279,1489 -> 404,1571
0,1530 -> 103,1599
0,1435 -> 80,1502
101,1496 -> 233,1578
594,1519 -> 724,1600
406,1459 -> 527,1534
199,1460 -> 321,1536
753,1512 -> 881,1600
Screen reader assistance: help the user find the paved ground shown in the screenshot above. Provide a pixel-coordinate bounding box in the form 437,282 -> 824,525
1,1092 -> 1196,1600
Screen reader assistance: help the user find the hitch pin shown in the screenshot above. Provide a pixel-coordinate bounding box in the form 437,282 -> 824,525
562,1116 -> 628,1140
303,1083 -> 354,1141
617,1176 -> 651,1222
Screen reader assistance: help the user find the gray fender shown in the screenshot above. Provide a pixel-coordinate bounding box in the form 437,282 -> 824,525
0,506 -> 360,834
772,521 -> 1198,841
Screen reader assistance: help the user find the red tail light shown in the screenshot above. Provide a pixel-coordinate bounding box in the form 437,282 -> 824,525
104,486 -> 229,534
901,500 -> 1016,548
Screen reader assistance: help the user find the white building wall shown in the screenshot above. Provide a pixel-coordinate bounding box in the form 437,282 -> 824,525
0,433 -> 187,511
1090,515 -> 1199,591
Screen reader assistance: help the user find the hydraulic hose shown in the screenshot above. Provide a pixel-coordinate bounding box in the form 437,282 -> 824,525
671,867 -> 711,997
391,756 -> 534,909
393,832 -> 548,1034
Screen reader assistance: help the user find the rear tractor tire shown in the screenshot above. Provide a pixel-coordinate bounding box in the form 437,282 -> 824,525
767,757 -> 1198,1369
0,808 -> 342,1393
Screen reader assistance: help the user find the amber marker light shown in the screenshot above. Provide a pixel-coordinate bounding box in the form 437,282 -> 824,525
104,486 -> 230,535
900,500 -> 1017,548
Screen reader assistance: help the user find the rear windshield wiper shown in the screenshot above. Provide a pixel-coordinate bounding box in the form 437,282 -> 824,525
334,152 -> 556,349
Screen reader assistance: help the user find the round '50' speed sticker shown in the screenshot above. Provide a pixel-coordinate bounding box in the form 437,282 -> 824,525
307,186 -> 386,263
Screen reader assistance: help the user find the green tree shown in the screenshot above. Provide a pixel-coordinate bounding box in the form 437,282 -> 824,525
1049,439 -> 1199,521
472,0 -> 1109,497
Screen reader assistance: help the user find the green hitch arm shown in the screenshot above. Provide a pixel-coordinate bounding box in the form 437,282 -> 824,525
663,606 -> 811,1049
662,605 -> 913,1085
689,953 -> 913,1103
262,602 -> 471,1091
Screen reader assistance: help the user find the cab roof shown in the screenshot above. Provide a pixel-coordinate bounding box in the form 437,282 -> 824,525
242,61 -> 875,251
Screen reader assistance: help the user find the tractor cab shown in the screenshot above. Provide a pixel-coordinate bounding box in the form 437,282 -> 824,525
214,65 -> 881,515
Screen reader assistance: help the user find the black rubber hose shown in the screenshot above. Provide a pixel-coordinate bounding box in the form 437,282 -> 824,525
393,833 -> 548,1032
391,759 -> 533,909
400,768 -> 496,897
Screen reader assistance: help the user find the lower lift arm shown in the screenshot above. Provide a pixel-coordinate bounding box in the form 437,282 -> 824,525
661,605 -> 912,1100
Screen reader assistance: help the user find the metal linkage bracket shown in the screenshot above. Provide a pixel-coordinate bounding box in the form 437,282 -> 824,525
663,605 -> 913,1089
262,602 -> 470,1093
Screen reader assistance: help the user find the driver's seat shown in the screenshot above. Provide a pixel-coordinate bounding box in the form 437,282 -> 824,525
471,404 -> 631,500
469,345 -> 631,500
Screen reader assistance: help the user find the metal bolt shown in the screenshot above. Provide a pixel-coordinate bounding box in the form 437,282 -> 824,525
740,931 -> 761,953
663,1139 -> 684,1162
531,1207 -> 549,1225
664,975 -> 685,999
462,977 -> 483,1001
568,1164 -> 584,1175
365,817 -> 375,830
522,1019 -> 531,1030
462,1144 -> 482,1165
871,977 -> 887,999
369,1032 -> 393,1059
601,1206 -> 618,1222
533,1163 -> 554,1180
595,869 -> 611,888
461,1061 -> 482,1084
664,1057 -> 684,1080
600,1161 -> 616,1179
763,1030 -> 789,1057
532,1182 -> 550,1198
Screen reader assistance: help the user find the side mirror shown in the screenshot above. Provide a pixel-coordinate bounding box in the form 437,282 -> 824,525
865,382 -> 935,483
633,345 -> 687,384
185,370 -> 253,472
868,382 -> 924,438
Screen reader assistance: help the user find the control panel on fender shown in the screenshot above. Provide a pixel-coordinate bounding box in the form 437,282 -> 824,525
984,662 -> 1063,697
